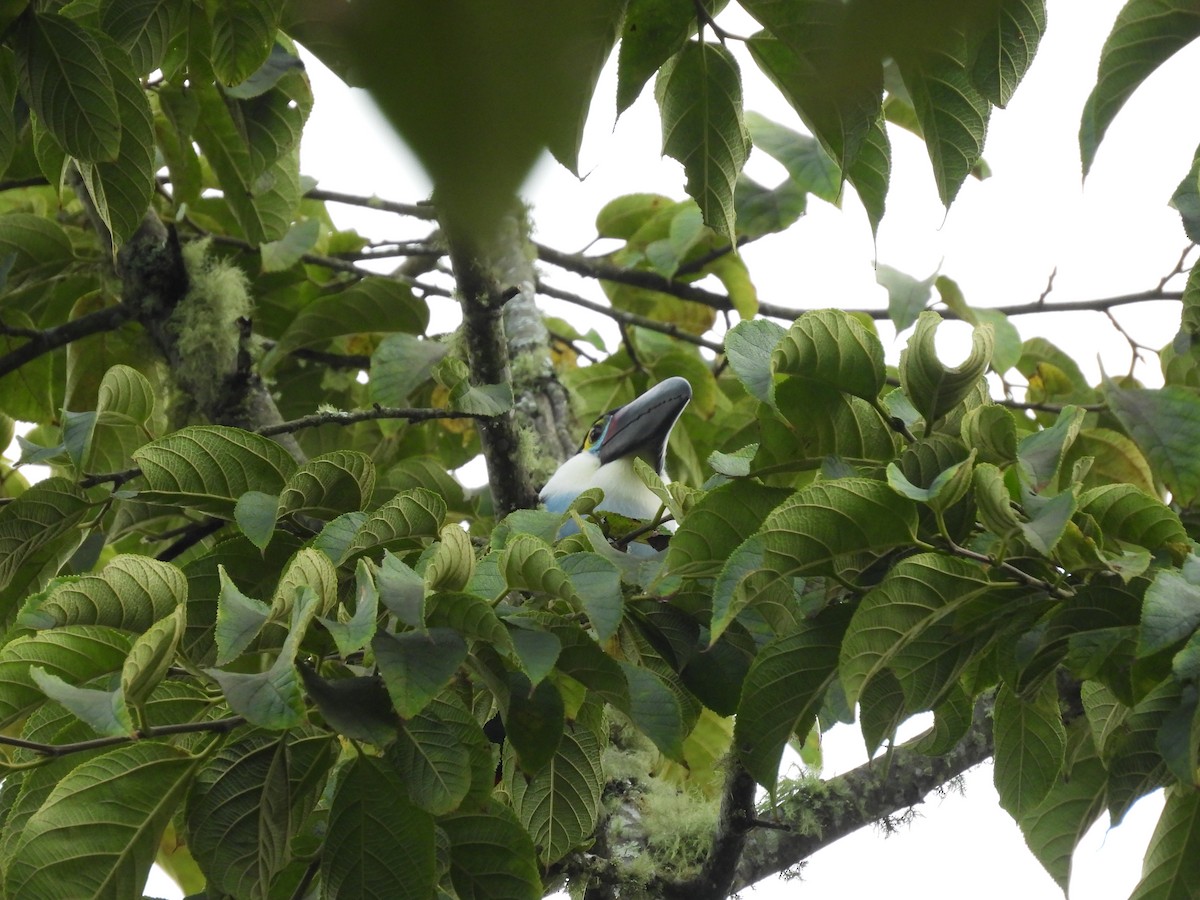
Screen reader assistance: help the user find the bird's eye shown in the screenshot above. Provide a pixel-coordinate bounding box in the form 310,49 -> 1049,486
582,418 -> 606,450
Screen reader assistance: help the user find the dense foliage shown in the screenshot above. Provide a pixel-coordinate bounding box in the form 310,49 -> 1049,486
0,1 -> 1198,898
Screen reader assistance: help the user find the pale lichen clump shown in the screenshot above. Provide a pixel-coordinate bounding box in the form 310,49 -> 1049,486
167,239 -> 253,413
597,723 -> 722,895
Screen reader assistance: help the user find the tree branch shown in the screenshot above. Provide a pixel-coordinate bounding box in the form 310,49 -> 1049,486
0,304 -> 136,378
662,764 -> 758,900
443,219 -> 540,517
730,702 -> 995,892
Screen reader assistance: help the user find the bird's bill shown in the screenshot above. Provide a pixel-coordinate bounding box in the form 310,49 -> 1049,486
598,376 -> 692,468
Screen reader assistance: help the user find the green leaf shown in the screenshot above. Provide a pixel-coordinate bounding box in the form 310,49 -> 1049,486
772,308 -> 886,402
1017,741 -> 1108,891
298,663 -> 397,745
441,799 -> 542,900
192,82 -> 299,243
278,450 -> 376,522
377,551 -> 426,628
207,588 -> 317,729
899,311 -> 993,427
322,754 -> 437,899
500,534 -> 580,606
0,213 -> 74,284
616,0 -> 722,113
320,558 -> 379,657
1129,785 -> 1200,900
186,735 -> 297,897
266,277 -> 429,371
4,742 -> 199,899
559,552 -> 623,642
655,41 -> 749,239
259,216 -> 320,272
0,626 -> 133,728
735,605 -> 852,790
441,369 -> 514,416
1079,484 -> 1188,559
367,333 -> 449,407
29,665 -> 132,737
669,480 -> 789,581
725,319 -> 785,406
1017,405 -> 1085,492
1104,383 -> 1200,507
745,111 -> 840,202
388,694 -> 478,815
424,525 -> 475,592
313,1 -> 623,241
133,425 -> 298,518
75,40 -> 156,248
839,553 -> 1000,710
101,0 -> 188,75
1107,678 -> 1179,822
1080,0 -> 1200,175
15,12 -> 120,162
619,661 -> 684,761
224,41 -> 306,100
759,478 -> 919,582
120,605 -> 185,706
19,553 -> 186,632
542,3 -> 623,175
234,489 -> 278,551
341,488 -> 446,562
213,566 -> 270,665
1067,427 -> 1156,495
885,450 -> 975,514
504,671 -> 566,775
373,627 -> 468,720
273,545 -> 338,618
505,621 -> 562,688
894,31 -> 991,206
733,172 -> 808,241
505,727 -> 603,865
209,0 -> 279,87
994,681 -> 1067,818
1140,563 -> 1200,658
85,364 -> 160,474
968,0 -> 1046,107
741,6 -> 882,173
1021,488 -> 1077,556
876,263 -> 935,333
0,49 -> 18,177
0,477 -> 90,618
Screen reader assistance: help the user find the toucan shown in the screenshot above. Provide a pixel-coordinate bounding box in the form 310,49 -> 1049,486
539,376 -> 692,522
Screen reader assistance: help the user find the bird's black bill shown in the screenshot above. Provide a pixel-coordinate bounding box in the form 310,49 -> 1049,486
597,376 -> 692,470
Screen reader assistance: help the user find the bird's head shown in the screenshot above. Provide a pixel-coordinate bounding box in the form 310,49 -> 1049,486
539,376 -> 692,518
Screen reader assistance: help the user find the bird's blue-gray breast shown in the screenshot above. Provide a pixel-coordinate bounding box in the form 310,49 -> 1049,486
539,376 -> 692,524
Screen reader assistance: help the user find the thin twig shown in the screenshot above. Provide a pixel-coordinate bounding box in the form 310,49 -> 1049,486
0,715 -> 246,760
537,280 -> 724,353
1158,243 -> 1196,291
939,538 -> 1074,600
255,404 -> 480,438
157,518 -> 226,562
302,186 -> 437,221
995,398 -> 1105,414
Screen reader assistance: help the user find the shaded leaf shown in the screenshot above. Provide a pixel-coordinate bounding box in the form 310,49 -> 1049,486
655,41 -> 749,239
5,743 -> 198,899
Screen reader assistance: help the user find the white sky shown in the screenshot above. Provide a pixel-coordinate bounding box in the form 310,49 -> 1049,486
142,2 -> 1197,897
